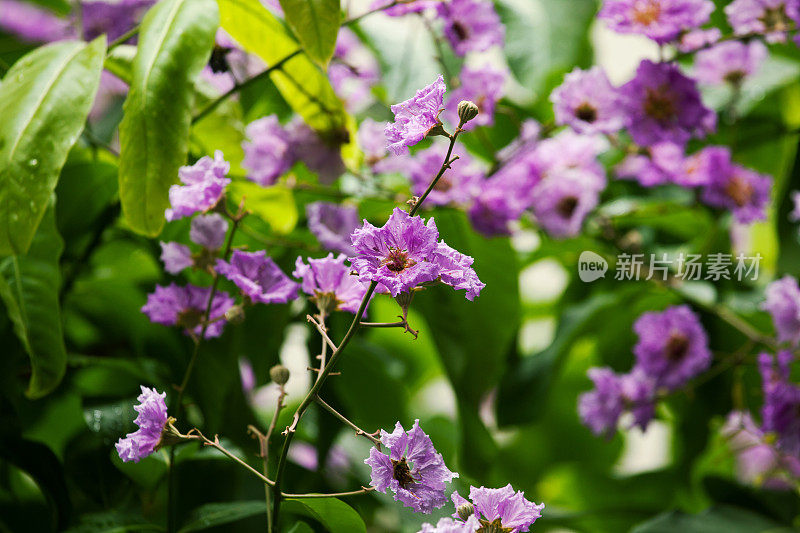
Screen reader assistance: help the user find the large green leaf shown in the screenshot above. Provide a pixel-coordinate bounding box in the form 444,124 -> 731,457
283,498 -> 366,533
0,206 -> 66,398
118,0 -> 219,236
278,0 -> 340,66
631,505 -> 785,533
218,0 -> 348,133
0,37 -> 105,255
178,501 -> 265,532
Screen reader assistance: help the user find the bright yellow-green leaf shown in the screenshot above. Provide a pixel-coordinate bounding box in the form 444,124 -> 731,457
229,180 -> 298,234
278,0 -> 341,66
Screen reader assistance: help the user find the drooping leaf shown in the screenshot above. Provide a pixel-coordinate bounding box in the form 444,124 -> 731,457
278,0 -> 340,66
218,0 -> 348,134
0,206 -> 67,398
0,37 -> 105,255
283,498 -> 366,533
178,501 -> 266,532
118,0 -> 219,236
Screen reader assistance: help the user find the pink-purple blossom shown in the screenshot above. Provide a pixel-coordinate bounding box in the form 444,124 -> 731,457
437,0 -> 505,55
329,28 -> 380,112
598,0 -> 714,43
306,202 -> 360,256
551,67 -> 625,135
286,119 -> 346,185
759,351 -> 800,456
725,0 -> 800,43
408,145 -> 483,207
0,0 -> 72,42
165,151 -> 231,221
418,516 -> 481,533
190,213 -> 228,249
116,386 -> 169,463
216,250 -> 299,305
677,27 -> 721,51
386,75 -> 447,155
762,276 -> 800,346
141,283 -> 234,338
620,60 -> 716,146
451,485 -> 544,532
242,116 -> 295,187
160,242 -> 193,274
431,241 -> 485,301
579,367 -> 656,438
444,65 -> 506,129
530,169 -> 604,239
699,147 -> 771,223
632,305 -> 711,391
293,254 -> 369,313
364,420 -> 458,513
694,40 -> 768,85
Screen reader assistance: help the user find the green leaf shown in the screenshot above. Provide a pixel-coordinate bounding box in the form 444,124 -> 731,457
178,501 -> 266,532
118,0 -> 219,236
283,498 -> 366,533
229,181 -> 298,234
278,0 -> 340,66
0,37 -> 105,255
631,505 -> 784,533
0,206 -> 67,398
218,0 -> 348,133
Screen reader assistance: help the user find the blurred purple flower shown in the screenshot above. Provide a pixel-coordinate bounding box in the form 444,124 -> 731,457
0,1 -> 72,42
762,276 -> 800,346
531,169 -> 604,239
598,0 -> 714,43
694,40 -> 768,85
437,0 -> 505,55
451,485 -> 544,532
329,28 -> 380,112
790,191 -> 800,221
444,64 -> 506,129
82,0 -> 154,41
358,118 -> 389,167
551,66 -> 625,135
616,142 -> 686,187
418,516 -> 481,533
141,283 -> 234,338
759,351 -> 800,456
530,130 -> 608,180
386,75 -> 446,155
633,304 -> 711,391
242,116 -> 295,187
725,0 -> 800,43
293,253 -> 369,313
365,420 -> 458,513
620,60 -> 715,146
216,250 -> 299,304
159,242 -> 193,274
370,0 -> 439,16
677,27 -> 721,51
190,213 -> 228,249
579,367 -> 625,438
239,357 -> 256,396
165,151 -> 231,221
699,147 -> 771,224
116,386 -> 168,463
306,201 -> 360,255
408,145 -> 483,207
286,119 -> 346,185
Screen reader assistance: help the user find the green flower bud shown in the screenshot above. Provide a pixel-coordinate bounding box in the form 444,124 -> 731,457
270,364 -> 290,386
457,502 -> 475,521
457,100 -> 480,126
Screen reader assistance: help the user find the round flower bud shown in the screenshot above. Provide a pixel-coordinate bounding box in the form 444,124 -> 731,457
224,305 -> 246,324
457,502 -> 475,521
270,364 -> 290,385
457,100 -> 480,125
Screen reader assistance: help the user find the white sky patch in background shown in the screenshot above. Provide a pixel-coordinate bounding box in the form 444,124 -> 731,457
520,317 -> 556,354
520,258 -> 568,304
615,418 -> 672,475
591,20 -> 660,85
411,377 -> 458,418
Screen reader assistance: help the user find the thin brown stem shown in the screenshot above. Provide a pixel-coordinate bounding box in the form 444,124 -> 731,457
188,429 -> 275,486
283,487 -> 375,498
409,130 -> 461,216
359,321 -> 406,328
314,395 -> 381,446
307,315 -> 337,353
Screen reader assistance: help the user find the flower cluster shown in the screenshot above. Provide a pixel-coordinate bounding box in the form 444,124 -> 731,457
579,305 -> 710,437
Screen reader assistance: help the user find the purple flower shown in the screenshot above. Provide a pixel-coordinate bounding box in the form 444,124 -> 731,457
329,28 -> 380,112
579,367 -> 656,437
408,145 -> 483,207
551,67 -> 625,135
759,351 -> 800,456
672,145 -> 719,187
677,27 -> 721,51
364,420 -> 458,513
468,184 -> 521,237
762,276 -> 800,346
598,0 -> 714,43
358,118 -> 389,167
293,254 -> 369,313
165,151 -> 231,221
116,386 -> 168,463
437,0 -> 505,56
190,213 -> 228,249
286,119 -> 346,185
242,116 -> 295,187
418,516 -> 481,533
0,0 -> 72,42
722,410 -> 800,489
530,169 -> 604,239
351,208 -> 441,296
386,75 -> 446,155
141,283 -> 234,338
431,241 -> 485,301
370,0 -> 439,16
616,142 -> 686,187
725,0 -> 800,43
529,130 -> 608,180
216,250 -> 299,304
451,485 -> 544,532
239,357 -> 256,395
444,65 -> 506,129
160,242 -> 193,274
632,304 -> 711,391
82,0 -> 154,41
699,147 -> 771,223
306,202 -> 360,255
790,190 -> 800,221
620,60 -> 716,146
694,40 -> 768,85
